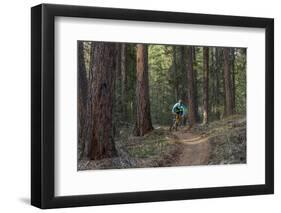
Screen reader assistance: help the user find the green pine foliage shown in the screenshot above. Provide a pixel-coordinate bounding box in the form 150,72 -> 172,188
82,42 -> 246,127
148,45 -> 174,125
234,48 -> 247,113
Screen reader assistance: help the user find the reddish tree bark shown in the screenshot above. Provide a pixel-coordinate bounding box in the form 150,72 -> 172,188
121,43 -> 128,121
203,47 -> 209,124
186,47 -> 196,127
134,44 -> 153,136
89,42 -> 117,160
78,41 -> 88,159
193,48 -> 199,122
214,48 -> 222,119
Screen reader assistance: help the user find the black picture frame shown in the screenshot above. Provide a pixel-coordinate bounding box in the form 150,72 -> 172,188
31,3 -> 274,209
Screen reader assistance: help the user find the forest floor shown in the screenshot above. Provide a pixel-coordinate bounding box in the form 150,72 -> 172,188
78,115 -> 246,170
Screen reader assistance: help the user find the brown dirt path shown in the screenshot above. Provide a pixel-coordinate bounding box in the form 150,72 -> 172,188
171,128 -> 210,166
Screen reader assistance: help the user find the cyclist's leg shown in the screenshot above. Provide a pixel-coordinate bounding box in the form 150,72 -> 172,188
176,114 -> 180,123
175,113 -> 180,130
179,111 -> 183,126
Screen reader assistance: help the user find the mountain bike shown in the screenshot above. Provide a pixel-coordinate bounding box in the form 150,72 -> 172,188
169,113 -> 182,131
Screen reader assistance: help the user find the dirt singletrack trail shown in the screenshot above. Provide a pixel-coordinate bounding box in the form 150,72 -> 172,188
171,128 -> 210,166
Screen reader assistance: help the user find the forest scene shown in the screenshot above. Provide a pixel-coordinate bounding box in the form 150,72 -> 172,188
77,41 -> 247,170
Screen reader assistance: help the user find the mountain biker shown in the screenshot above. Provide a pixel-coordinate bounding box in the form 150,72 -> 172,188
172,99 -> 186,118
169,100 -> 187,131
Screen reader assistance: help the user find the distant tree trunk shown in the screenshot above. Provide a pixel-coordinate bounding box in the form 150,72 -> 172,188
193,46 -> 196,61
223,47 -> 234,116
121,44 -> 128,121
89,42 -> 117,160
134,44 -> 153,136
78,41 -> 88,159
230,48 -> 236,112
186,46 -> 196,127
214,48 -> 222,119
178,47 -> 188,125
193,47 -> 199,122
172,46 -> 179,101
210,48 -> 215,115
203,47 -> 209,124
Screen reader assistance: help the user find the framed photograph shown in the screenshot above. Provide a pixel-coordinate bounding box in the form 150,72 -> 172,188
31,3 -> 274,209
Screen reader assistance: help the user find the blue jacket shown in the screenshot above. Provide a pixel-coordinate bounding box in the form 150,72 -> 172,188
172,103 -> 187,115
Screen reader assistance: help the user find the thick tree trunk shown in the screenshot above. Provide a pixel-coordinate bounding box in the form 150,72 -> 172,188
78,41 -> 88,159
223,47 -> 234,116
121,43 -> 128,121
113,44 -> 122,129
134,44 -> 153,136
186,46 -> 196,127
89,42 -> 117,160
203,47 -> 209,124
82,42 -> 94,159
